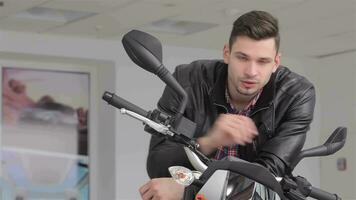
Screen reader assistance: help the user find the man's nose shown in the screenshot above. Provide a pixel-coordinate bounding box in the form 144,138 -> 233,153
244,62 -> 258,77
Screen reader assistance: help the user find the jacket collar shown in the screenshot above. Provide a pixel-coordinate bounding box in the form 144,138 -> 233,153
210,63 -> 229,112
211,63 -> 276,113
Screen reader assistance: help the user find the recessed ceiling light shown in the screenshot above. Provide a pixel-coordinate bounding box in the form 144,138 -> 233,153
12,6 -> 97,24
144,19 -> 218,35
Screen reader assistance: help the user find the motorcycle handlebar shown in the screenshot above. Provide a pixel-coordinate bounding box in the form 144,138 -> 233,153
102,92 -> 343,200
102,91 -> 148,117
309,186 -> 341,200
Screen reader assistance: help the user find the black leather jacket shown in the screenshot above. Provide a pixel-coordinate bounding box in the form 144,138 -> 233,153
147,59 -> 315,177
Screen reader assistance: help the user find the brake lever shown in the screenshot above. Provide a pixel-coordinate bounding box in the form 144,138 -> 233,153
120,108 -> 174,136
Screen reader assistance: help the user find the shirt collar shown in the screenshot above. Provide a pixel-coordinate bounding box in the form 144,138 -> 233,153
211,62 -> 276,112
225,87 -> 262,115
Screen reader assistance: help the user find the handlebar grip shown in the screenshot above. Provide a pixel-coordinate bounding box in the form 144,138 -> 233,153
102,91 -> 148,117
309,186 -> 341,200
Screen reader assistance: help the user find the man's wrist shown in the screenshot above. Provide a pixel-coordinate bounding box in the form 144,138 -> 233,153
197,136 -> 217,155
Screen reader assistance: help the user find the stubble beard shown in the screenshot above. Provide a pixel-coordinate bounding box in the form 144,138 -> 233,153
235,83 -> 260,99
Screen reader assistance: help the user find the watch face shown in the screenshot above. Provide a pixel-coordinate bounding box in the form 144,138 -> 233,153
169,166 -> 195,186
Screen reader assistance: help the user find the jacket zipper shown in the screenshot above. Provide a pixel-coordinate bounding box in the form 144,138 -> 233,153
249,104 -> 273,152
249,105 -> 271,117
213,103 -> 228,113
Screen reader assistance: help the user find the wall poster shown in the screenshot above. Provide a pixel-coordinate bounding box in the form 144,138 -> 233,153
0,67 -> 90,200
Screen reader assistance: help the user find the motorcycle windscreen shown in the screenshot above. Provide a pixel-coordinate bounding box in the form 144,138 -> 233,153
226,172 -> 281,200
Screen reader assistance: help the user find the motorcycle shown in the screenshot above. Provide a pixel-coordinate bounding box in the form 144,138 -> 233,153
102,30 -> 346,200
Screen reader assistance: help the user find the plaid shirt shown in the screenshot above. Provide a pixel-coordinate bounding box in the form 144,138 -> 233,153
214,88 -> 262,160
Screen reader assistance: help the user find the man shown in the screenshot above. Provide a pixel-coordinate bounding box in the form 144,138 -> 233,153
140,10 -> 315,200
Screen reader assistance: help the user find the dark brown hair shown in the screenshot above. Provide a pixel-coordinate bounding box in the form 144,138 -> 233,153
229,10 -> 280,52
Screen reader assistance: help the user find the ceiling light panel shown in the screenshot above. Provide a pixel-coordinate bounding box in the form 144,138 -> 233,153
143,19 -> 218,35
45,13 -> 124,38
110,2 -> 182,28
41,0 -> 135,13
13,6 -> 97,24
0,0 -> 48,18
166,24 -> 230,50
0,16 -> 63,32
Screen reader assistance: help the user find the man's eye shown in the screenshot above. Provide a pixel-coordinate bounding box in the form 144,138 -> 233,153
258,60 -> 270,65
237,56 -> 248,61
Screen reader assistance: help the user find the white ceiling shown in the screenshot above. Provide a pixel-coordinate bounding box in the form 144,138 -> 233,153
0,0 -> 355,58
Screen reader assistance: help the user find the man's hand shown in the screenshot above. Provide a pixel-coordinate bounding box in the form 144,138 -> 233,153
197,114 -> 258,155
139,177 -> 184,200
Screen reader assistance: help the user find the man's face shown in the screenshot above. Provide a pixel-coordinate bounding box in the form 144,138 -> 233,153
223,36 -> 281,99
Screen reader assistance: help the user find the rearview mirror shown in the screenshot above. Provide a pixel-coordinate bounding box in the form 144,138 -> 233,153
122,30 -> 163,75
290,127 -> 347,170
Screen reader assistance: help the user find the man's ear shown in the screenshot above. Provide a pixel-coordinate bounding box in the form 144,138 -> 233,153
273,52 -> 281,72
223,43 -> 230,64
